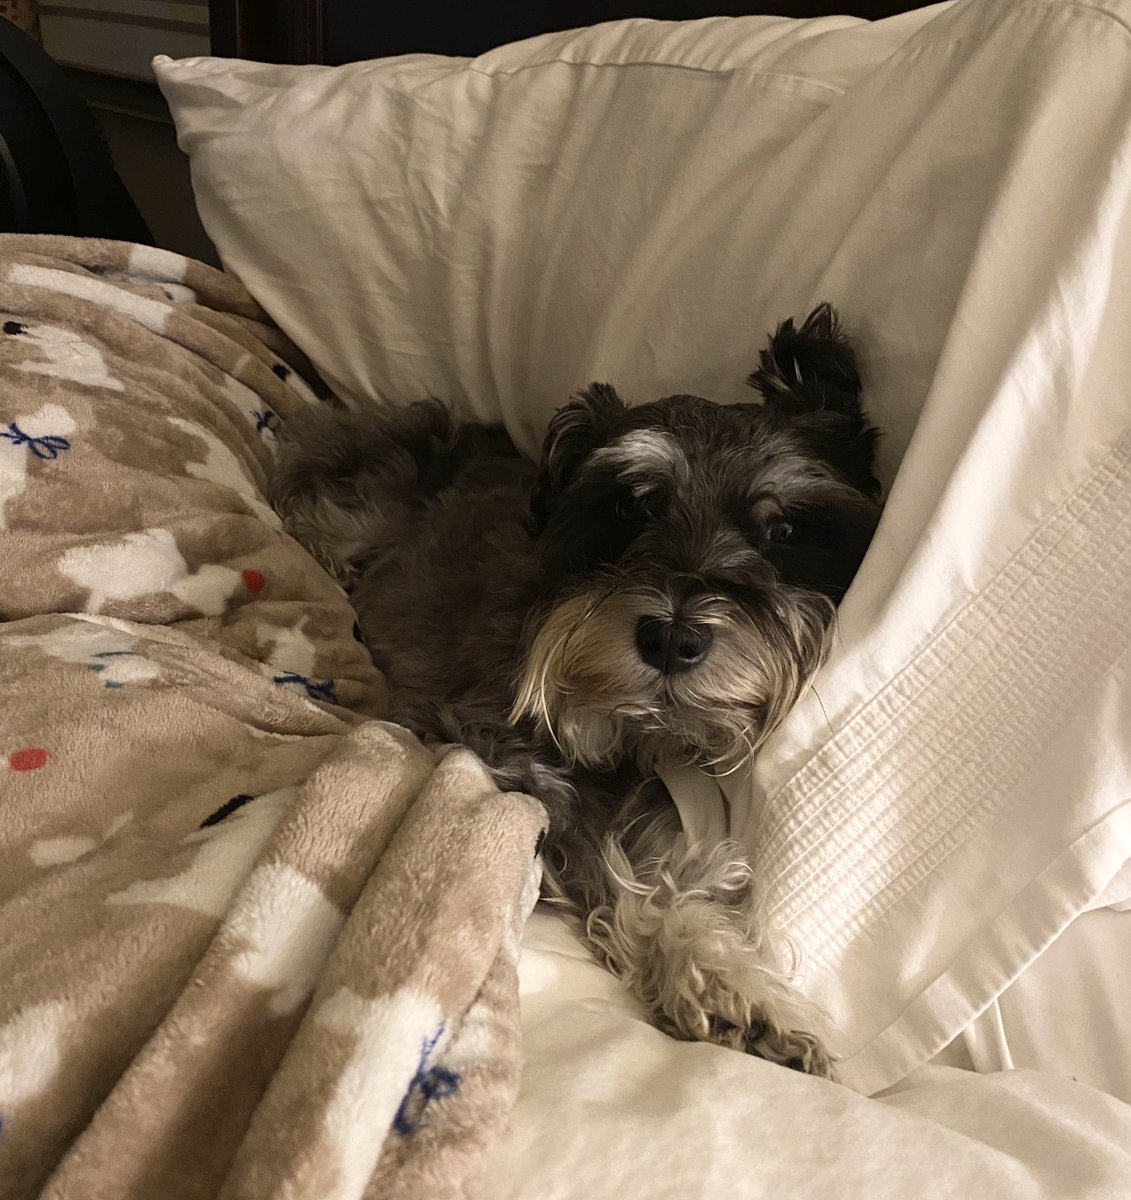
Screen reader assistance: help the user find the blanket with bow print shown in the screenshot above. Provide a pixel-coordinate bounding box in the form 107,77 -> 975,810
0,234 -> 545,1200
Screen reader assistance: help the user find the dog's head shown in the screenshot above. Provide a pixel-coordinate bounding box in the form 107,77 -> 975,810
512,304 -> 882,772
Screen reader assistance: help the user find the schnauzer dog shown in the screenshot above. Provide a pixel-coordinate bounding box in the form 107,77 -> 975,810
273,304 -> 881,1076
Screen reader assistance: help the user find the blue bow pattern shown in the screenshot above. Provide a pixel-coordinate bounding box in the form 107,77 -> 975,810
1,422 -> 71,461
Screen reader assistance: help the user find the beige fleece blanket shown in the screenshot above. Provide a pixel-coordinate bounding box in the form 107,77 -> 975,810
0,235 -> 545,1200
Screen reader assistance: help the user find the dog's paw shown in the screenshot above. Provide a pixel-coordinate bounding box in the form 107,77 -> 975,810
707,1014 -> 836,1079
745,1022 -> 837,1080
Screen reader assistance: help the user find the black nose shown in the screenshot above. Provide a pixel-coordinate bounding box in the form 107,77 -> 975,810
636,616 -> 713,675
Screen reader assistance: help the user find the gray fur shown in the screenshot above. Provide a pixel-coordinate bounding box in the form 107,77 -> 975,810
272,304 -> 881,1076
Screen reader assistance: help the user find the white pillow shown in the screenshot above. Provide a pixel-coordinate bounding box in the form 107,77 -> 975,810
154,7 -> 943,479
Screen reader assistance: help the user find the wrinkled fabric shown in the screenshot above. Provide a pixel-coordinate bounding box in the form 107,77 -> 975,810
495,907 -> 1131,1199
0,236 -> 544,1200
156,0 -> 1131,1093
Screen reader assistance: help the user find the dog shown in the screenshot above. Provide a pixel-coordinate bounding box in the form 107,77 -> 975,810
273,304 -> 882,1077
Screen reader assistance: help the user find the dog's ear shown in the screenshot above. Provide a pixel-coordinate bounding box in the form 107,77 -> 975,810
530,383 -> 627,531
747,303 -> 862,417
747,303 -> 880,497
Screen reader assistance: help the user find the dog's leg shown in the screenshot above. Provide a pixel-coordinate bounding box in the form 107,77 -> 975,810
272,398 -> 522,585
271,399 -> 455,583
544,784 -> 835,1078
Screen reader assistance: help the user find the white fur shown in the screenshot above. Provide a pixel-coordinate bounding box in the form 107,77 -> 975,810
512,586 -> 834,772
590,430 -> 686,491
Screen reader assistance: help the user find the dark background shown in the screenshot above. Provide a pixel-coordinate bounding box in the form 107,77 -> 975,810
209,0 -> 942,64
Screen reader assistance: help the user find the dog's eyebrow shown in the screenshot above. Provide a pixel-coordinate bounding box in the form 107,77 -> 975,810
589,430 -> 685,485
745,450 -> 841,502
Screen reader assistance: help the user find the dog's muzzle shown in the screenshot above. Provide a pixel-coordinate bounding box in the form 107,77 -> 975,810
635,615 -> 714,675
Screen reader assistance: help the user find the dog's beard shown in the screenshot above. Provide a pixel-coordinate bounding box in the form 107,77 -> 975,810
510,584 -> 835,772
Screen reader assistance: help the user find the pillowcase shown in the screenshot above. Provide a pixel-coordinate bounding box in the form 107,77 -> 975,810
154,6 -> 942,480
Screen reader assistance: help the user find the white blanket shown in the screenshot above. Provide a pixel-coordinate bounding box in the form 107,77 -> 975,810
490,909 -> 1131,1199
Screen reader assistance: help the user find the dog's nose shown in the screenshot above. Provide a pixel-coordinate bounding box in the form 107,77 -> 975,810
636,616 -> 713,674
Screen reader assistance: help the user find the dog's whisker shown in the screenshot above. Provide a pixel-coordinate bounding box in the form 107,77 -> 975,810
812,685 -> 835,740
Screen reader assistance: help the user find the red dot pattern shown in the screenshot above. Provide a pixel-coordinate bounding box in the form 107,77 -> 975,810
9,747 -> 50,771
242,568 -> 265,594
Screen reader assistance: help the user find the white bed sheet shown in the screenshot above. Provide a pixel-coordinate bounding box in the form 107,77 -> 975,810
487,908 -> 1131,1199
938,901 -> 1131,1105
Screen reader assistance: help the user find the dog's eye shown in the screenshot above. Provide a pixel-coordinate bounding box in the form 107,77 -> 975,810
765,518 -> 798,545
615,488 -> 664,522
744,494 -> 804,547
615,495 -> 639,521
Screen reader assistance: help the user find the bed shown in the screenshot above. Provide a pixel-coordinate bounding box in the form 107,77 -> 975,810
3,0 -> 1131,1196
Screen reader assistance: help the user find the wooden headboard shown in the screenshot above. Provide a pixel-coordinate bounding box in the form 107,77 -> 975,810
207,0 -> 940,65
